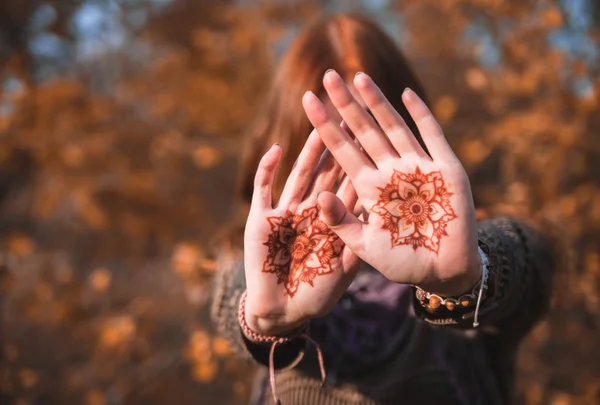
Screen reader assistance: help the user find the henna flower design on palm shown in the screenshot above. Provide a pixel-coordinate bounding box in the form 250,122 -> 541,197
372,167 -> 456,253
262,206 -> 343,297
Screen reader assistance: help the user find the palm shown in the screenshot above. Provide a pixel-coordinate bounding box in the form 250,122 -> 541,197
304,71 -> 481,295
350,162 -> 475,288
261,207 -> 342,294
244,133 -> 359,335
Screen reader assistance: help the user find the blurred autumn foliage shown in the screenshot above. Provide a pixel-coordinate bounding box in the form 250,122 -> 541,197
0,0 -> 599,404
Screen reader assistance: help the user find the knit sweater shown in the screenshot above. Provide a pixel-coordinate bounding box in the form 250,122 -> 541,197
210,217 -> 557,405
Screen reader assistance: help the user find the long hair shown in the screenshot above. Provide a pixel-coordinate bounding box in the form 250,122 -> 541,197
239,13 -> 429,206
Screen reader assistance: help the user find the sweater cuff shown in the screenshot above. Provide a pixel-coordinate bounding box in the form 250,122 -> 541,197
241,328 -> 308,370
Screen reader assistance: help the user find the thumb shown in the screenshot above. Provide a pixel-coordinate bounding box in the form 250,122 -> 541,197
318,191 -> 365,254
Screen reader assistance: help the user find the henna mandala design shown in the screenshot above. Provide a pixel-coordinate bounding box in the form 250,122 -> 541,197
262,207 -> 343,297
371,167 -> 457,253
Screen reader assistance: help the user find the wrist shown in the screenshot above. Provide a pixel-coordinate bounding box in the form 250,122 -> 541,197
244,313 -> 307,338
440,263 -> 482,297
421,250 -> 482,297
414,246 -> 490,327
240,292 -> 308,339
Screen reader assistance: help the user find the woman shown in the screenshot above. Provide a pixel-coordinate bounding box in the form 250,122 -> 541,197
211,13 -> 556,405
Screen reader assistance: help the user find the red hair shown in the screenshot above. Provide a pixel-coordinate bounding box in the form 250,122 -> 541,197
239,13 -> 429,205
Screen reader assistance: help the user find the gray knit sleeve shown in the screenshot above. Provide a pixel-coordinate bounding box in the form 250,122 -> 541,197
209,255 -> 252,359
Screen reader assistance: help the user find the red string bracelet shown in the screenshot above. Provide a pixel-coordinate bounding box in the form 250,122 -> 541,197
238,291 -> 326,405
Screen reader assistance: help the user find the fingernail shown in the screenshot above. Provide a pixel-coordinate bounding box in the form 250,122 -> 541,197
272,142 -> 280,149
403,87 -> 411,94
355,71 -> 364,77
325,68 -> 335,76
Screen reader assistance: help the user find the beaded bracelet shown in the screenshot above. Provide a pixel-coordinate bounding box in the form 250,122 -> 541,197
415,246 -> 489,328
238,291 -> 326,405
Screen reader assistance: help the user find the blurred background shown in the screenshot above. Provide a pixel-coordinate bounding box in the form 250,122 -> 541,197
0,0 -> 599,404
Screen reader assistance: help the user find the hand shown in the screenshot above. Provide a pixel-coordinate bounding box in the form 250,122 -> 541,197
243,129 -> 360,336
303,70 -> 481,296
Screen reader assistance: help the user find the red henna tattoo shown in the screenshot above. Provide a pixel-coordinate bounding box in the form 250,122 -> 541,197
371,167 -> 457,253
262,206 -> 343,297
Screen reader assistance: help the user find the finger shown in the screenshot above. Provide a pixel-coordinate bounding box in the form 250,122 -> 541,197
336,175 -> 358,212
354,73 -> 430,160
323,70 -> 397,166
304,148 -> 342,200
402,88 -> 457,162
251,143 -> 282,210
340,247 -> 360,277
302,91 -> 376,184
278,128 -> 325,208
304,119 -> 356,199
318,191 -> 365,255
